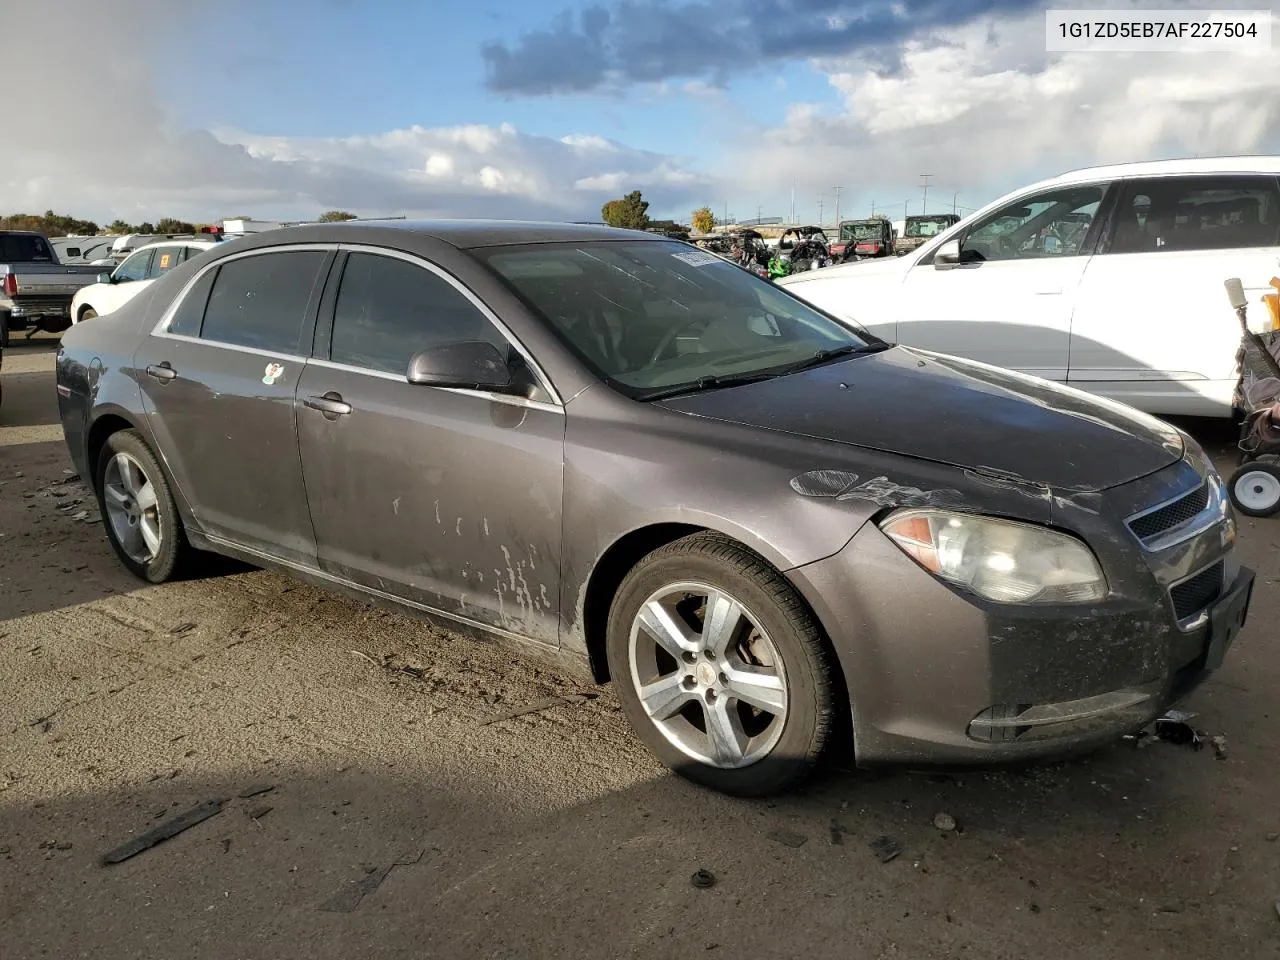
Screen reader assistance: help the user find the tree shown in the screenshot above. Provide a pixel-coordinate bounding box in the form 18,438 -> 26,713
136,222 -> 156,234
601,190 -> 650,230
318,210 -> 358,222
108,219 -> 133,234
155,217 -> 195,234
690,207 -> 715,234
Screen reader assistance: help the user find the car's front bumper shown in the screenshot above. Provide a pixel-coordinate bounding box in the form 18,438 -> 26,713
787,457 -> 1252,766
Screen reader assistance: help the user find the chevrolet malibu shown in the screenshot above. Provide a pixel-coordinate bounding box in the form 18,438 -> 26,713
55,221 -> 1254,796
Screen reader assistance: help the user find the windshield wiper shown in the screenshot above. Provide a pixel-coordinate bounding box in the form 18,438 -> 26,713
637,372 -> 780,402
776,342 -> 888,374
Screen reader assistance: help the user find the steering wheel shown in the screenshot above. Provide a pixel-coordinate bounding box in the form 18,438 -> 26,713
648,318 -> 706,367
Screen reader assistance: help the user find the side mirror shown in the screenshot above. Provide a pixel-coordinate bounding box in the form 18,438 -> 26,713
97,272 -> 113,285
1224,277 -> 1248,310
934,239 -> 962,266
407,340 -> 512,391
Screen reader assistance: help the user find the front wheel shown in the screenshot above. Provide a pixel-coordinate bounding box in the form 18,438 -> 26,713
95,429 -> 193,582
605,533 -> 836,796
78,307 -> 97,323
1228,462 -> 1280,517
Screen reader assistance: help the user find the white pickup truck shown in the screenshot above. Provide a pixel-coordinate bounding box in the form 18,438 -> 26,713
1,231 -> 106,347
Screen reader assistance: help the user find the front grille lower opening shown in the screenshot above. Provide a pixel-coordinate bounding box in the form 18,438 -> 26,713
1170,560 -> 1224,622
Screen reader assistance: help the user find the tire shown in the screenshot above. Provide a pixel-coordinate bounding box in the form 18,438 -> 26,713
79,307 -> 97,323
0,310 -> 9,349
94,429 -> 192,582
1228,462 -> 1280,517
605,532 -> 836,796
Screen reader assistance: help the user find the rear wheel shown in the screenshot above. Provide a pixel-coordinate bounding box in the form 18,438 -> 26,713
1229,462 -> 1280,517
95,430 -> 192,582
606,532 -> 836,796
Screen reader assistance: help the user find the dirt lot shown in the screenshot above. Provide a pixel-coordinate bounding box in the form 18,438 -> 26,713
2,337 -> 1279,960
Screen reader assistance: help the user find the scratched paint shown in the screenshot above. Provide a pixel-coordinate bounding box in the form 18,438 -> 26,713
791,470 -> 966,508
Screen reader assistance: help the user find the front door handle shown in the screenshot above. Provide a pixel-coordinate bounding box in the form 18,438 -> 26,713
145,363 -> 177,382
303,392 -> 352,418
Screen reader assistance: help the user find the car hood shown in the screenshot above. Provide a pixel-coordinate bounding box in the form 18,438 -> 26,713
778,255 -> 905,287
657,346 -> 1184,492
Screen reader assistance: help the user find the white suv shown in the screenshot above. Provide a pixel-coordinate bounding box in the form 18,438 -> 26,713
780,157 -> 1280,418
70,239 -> 221,323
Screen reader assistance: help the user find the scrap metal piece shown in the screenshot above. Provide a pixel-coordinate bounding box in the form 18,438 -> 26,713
100,798 -> 227,865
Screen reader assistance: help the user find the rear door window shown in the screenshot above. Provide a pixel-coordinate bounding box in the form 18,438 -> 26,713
166,267 -> 218,337
199,251 -> 328,354
1107,176 -> 1280,254
147,246 -> 183,279
328,252 -> 511,375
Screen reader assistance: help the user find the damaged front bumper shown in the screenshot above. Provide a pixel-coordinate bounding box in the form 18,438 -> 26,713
787,455 -> 1254,766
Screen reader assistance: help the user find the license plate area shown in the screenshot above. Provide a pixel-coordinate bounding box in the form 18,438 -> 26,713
1205,570 -> 1254,671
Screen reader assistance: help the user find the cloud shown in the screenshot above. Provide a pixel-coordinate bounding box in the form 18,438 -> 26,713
3,1 -> 710,224
731,6 -> 1280,218
482,0 -> 1039,94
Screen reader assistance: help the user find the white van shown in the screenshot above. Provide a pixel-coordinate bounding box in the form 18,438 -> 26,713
779,157 -> 1280,417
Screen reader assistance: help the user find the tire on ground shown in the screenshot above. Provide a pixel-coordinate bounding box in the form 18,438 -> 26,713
94,428 -> 192,583
605,531 -> 836,796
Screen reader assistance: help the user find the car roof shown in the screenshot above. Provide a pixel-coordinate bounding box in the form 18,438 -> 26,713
131,238 -> 220,252
270,219 -> 663,249
1046,155 -> 1280,188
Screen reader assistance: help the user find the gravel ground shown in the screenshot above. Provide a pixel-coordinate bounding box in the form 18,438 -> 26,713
2,337 -> 1279,960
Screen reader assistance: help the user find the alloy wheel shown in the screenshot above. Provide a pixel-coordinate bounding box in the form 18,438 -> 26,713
102,452 -> 162,563
628,581 -> 788,769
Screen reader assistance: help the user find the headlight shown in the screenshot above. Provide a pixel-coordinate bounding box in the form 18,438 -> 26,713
879,509 -> 1107,604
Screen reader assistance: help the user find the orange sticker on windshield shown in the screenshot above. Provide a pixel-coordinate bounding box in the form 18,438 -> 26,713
159,254 -> 172,269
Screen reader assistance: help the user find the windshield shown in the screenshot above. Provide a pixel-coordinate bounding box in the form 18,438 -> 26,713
850,222 -> 883,240
905,217 -> 955,238
474,240 -> 873,397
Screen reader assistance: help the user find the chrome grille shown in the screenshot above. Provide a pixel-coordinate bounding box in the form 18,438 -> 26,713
1128,483 -> 1209,545
1170,561 -> 1224,622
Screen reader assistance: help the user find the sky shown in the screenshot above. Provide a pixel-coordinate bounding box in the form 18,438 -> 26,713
6,1 -> 1280,227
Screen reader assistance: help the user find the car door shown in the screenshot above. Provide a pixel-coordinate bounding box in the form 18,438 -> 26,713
1068,174 -> 1280,417
894,182 -> 1114,380
294,248 -> 566,647
134,245 -> 335,565
95,248 -> 154,315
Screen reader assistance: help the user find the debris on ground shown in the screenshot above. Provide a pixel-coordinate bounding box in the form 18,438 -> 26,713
247,805 -> 273,821
766,828 -> 807,848
237,783 -> 275,799
1266,832 -> 1278,842
691,869 -> 716,889
933,813 -> 958,832
349,649 -> 380,668
828,820 -> 850,845
100,798 -> 227,865
869,835 -> 902,863
318,848 -> 425,912
168,622 -> 197,636
1211,735 -> 1229,760
478,693 -> 595,726
1150,711 -> 1205,748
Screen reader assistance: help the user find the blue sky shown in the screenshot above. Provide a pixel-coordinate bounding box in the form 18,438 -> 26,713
9,1 -> 1280,225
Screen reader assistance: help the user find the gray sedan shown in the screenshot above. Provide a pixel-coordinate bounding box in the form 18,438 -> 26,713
55,221 -> 1254,796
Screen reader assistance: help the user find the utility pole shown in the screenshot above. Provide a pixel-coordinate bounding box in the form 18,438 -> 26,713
818,195 -> 824,228
723,202 -> 728,226
790,179 -> 796,224
952,191 -> 959,216
905,199 -> 910,219
919,174 -> 932,215
834,186 -> 842,229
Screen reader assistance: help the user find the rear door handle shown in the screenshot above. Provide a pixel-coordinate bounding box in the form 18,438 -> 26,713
145,363 -> 177,382
303,392 -> 352,417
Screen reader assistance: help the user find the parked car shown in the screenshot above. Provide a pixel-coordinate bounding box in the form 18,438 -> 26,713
894,214 -> 961,256
831,219 -> 895,262
70,238 -> 221,323
56,221 -> 1252,795
778,158 -> 1280,418
0,231 -> 108,346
